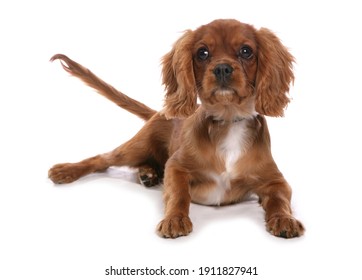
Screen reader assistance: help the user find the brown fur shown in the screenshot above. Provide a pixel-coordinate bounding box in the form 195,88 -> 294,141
48,19 -> 304,238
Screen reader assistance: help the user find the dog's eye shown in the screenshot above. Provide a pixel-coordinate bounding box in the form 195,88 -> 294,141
197,47 -> 209,61
239,45 -> 253,59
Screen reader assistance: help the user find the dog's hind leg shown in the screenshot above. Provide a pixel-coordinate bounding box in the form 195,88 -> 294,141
48,140 -> 162,184
48,153 -> 112,184
48,118 -> 170,185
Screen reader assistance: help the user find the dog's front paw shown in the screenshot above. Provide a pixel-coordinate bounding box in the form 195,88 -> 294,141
48,163 -> 84,184
267,214 -> 305,238
157,215 -> 193,238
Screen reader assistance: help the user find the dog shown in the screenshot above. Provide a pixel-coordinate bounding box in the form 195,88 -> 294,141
48,19 -> 304,238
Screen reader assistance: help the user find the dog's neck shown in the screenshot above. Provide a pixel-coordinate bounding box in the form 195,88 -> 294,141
200,105 -> 257,125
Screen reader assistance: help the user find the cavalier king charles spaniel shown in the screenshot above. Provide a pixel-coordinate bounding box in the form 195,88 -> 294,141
48,19 -> 304,238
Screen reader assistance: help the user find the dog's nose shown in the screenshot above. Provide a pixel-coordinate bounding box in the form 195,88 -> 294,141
213,63 -> 233,83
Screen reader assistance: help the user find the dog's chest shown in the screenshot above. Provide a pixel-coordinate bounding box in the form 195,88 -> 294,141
218,121 -> 250,171
203,121 -> 251,205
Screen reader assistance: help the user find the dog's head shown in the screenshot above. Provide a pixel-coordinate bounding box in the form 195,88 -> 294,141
162,19 -> 294,120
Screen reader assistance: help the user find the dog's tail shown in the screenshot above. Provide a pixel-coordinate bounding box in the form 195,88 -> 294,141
50,54 -> 157,121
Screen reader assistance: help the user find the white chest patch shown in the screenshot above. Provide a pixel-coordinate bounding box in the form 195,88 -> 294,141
203,121 -> 251,205
219,121 -> 250,171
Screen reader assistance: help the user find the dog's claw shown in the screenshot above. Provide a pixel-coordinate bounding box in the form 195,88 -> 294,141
278,231 -> 288,238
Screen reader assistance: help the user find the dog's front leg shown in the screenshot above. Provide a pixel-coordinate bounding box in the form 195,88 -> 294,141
157,162 -> 192,238
257,181 -> 305,238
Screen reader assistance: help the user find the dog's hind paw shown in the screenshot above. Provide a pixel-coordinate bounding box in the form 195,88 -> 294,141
138,166 -> 161,187
48,163 -> 85,184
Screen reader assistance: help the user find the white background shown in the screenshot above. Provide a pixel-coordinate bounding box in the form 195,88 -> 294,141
1,0 -> 361,279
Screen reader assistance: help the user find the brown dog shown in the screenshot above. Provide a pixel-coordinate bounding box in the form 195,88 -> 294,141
48,19 -> 304,238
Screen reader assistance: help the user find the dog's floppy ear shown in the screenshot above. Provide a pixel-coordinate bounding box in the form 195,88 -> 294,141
161,30 -> 197,119
255,28 -> 295,117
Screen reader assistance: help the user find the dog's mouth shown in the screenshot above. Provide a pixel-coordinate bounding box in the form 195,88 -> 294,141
211,87 -> 238,103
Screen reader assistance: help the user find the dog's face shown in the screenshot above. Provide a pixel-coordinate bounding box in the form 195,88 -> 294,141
192,20 -> 258,119
162,19 -> 294,119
